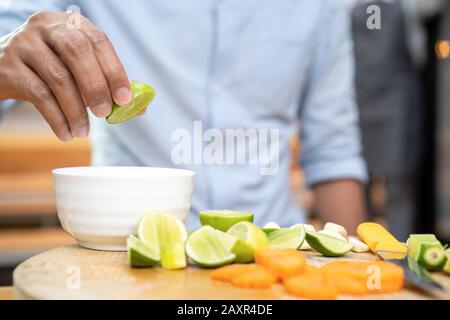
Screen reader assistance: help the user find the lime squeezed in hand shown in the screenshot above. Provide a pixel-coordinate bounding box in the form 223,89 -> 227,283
106,81 -> 156,124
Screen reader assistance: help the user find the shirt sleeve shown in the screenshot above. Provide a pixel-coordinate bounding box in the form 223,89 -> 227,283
0,0 -> 72,35
0,0 -> 71,117
298,1 -> 368,187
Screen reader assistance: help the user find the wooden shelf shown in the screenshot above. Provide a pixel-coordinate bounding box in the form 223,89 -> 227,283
0,134 -> 90,173
0,133 -> 90,217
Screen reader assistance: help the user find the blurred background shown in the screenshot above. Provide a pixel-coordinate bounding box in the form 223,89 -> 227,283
0,0 -> 449,285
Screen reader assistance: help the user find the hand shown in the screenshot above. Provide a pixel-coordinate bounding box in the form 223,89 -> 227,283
0,11 -> 132,141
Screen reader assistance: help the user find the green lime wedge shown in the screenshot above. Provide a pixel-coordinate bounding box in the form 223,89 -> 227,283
305,230 -> 353,257
137,211 -> 188,270
226,221 -> 269,262
127,235 -> 160,268
268,225 -> 305,249
185,226 -> 236,268
213,229 -> 254,263
262,221 -> 280,235
229,239 -> 255,263
160,242 -> 187,270
199,210 -> 254,232
106,81 -> 156,124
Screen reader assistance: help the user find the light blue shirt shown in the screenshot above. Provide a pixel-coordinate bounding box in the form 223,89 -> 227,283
0,0 -> 367,229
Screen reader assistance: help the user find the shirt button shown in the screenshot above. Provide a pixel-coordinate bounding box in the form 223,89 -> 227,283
211,83 -> 222,95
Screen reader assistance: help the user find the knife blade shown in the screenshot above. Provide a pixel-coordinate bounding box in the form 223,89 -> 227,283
376,249 -> 446,296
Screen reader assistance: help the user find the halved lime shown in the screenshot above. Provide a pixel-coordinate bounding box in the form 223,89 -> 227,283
127,235 -> 160,268
199,210 -> 254,232
106,81 -> 156,124
268,225 -> 305,249
262,221 -> 280,235
185,226 -> 236,268
226,221 -> 269,257
137,211 -> 187,270
305,230 -> 353,257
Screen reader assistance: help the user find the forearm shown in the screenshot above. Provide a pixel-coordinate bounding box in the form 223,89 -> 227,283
313,179 -> 367,234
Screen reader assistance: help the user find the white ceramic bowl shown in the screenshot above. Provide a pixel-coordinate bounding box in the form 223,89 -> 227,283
52,166 -> 195,251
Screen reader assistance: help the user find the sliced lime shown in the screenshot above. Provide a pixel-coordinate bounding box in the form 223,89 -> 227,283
160,242 -> 187,270
209,229 -> 253,263
305,230 -> 353,257
185,226 -> 236,268
230,239 -> 255,263
226,221 -> 269,262
106,81 -> 156,124
262,221 -> 280,235
199,210 -> 254,232
268,225 -> 305,249
127,235 -> 160,268
137,211 -> 187,270
291,224 -> 315,250
318,229 -> 347,242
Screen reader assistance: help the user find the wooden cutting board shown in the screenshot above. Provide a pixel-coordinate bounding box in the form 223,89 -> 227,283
13,245 -> 450,300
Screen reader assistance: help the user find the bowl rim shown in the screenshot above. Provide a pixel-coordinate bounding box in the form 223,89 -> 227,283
52,166 -> 195,178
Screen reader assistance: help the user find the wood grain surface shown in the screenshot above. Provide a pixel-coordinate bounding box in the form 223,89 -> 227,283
0,287 -> 13,300
0,228 -> 76,251
12,245 -> 450,300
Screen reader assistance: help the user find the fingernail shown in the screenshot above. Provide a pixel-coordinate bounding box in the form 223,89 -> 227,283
60,131 -> 73,141
93,102 -> 111,117
73,125 -> 89,138
115,87 -> 132,106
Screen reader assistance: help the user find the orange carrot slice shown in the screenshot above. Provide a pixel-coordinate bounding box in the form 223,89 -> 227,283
284,275 -> 338,300
230,267 -> 276,289
210,264 -> 261,282
326,275 -> 368,295
322,260 -> 404,294
303,264 -> 323,276
255,249 -> 306,280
